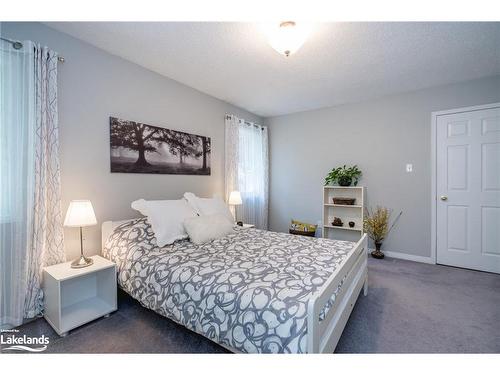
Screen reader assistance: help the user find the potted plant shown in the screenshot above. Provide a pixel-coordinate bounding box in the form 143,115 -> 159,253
324,165 -> 362,186
363,206 -> 403,259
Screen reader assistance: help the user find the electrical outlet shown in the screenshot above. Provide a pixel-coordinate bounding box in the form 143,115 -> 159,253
406,163 -> 413,173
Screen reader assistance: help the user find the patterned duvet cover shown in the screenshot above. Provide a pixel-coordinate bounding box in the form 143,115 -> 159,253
103,218 -> 356,353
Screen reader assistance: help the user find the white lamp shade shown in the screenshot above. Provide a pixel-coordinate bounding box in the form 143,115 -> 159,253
228,191 -> 242,205
64,200 -> 97,227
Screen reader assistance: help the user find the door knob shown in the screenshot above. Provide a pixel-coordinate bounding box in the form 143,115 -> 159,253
440,196 -> 448,201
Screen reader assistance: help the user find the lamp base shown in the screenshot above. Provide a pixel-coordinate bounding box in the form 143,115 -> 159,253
71,255 -> 94,269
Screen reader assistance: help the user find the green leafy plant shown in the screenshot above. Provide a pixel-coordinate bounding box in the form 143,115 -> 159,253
363,206 -> 403,244
324,165 -> 362,186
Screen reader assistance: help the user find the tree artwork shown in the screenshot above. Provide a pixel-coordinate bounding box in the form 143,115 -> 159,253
109,117 -> 211,175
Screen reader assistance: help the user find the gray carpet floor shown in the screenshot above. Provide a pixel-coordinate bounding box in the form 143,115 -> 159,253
5,257 -> 500,353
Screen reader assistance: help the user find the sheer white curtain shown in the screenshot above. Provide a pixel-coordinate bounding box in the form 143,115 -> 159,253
225,114 -> 268,229
0,39 -> 65,328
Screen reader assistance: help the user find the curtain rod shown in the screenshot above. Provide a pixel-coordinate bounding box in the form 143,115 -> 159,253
225,114 -> 266,130
0,36 -> 65,63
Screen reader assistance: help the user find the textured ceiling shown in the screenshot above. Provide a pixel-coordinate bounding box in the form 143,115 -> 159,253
45,22 -> 500,117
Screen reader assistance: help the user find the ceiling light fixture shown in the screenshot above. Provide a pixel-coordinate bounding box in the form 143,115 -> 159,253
267,21 -> 310,57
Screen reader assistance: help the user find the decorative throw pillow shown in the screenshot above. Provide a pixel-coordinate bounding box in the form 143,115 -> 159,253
184,192 -> 234,223
131,198 -> 197,247
183,214 -> 234,245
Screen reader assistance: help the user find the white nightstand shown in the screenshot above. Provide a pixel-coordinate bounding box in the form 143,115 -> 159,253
43,255 -> 117,337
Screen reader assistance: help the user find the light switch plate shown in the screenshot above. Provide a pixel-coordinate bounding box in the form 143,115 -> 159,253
406,163 -> 413,172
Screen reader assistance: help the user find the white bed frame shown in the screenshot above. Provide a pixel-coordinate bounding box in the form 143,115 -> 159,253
102,220 -> 368,354
307,233 -> 368,353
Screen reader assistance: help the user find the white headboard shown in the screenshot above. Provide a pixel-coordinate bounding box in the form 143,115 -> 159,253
101,219 -> 138,251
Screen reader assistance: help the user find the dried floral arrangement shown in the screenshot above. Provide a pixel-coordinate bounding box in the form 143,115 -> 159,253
363,206 -> 403,244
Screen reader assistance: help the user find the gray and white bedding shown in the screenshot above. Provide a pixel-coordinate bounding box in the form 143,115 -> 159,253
103,218 -> 356,353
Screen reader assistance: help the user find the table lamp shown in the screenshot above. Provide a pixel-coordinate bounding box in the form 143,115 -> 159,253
64,200 -> 97,268
228,191 -> 243,225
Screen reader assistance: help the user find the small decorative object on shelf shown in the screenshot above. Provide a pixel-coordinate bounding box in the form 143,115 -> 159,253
324,165 -> 362,187
332,217 -> 343,227
348,221 -> 355,228
363,206 -> 403,259
332,197 -> 356,205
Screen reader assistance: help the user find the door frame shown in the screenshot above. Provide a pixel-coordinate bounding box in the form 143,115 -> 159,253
430,102 -> 500,264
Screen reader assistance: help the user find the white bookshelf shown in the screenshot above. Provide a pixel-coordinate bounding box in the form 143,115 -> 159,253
323,186 -> 365,241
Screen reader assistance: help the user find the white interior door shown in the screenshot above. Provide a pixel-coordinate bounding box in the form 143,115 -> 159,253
436,106 -> 500,274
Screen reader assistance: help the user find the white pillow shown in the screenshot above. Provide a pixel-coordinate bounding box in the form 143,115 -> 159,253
131,198 -> 197,247
184,192 -> 234,223
183,214 -> 234,245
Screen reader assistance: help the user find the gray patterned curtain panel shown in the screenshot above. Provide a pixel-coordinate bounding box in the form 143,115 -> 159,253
0,40 -> 65,328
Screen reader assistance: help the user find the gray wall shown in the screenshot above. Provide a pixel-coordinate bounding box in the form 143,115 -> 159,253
4,22 -> 500,261
3,22 -> 262,259
266,76 -> 500,258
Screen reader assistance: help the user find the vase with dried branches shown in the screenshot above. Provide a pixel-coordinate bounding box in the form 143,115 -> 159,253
363,206 -> 403,259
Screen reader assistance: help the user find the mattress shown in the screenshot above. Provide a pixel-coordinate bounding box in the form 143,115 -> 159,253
103,218 -> 357,353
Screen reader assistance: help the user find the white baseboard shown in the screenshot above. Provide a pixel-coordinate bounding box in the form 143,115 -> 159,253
367,248 -> 434,264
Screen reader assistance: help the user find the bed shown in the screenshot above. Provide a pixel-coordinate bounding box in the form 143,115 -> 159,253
101,218 -> 368,353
